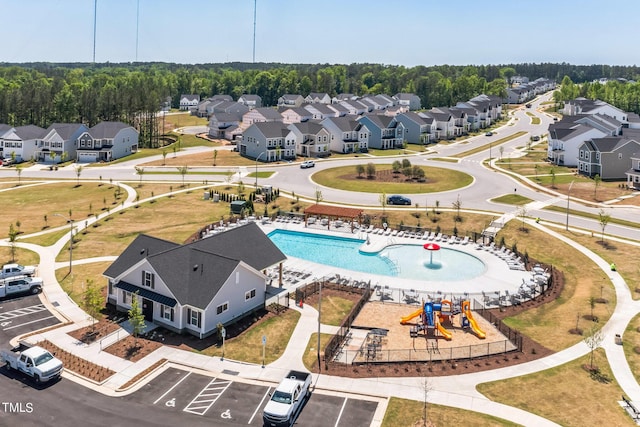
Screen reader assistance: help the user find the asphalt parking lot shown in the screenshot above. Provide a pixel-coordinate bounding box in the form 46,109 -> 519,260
0,294 -> 60,347
130,367 -> 379,426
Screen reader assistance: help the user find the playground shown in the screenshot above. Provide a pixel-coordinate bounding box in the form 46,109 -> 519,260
349,301 -> 514,363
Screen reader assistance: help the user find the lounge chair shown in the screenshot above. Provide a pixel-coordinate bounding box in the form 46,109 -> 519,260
434,232 -> 442,241
397,231 -> 405,238
461,236 -> 470,245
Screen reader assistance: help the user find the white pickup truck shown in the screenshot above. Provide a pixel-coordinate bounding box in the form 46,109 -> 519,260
0,263 -> 36,279
1,345 -> 64,383
263,370 -> 312,427
0,276 -> 43,298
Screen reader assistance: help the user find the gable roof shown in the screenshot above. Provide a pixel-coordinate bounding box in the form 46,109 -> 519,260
181,94 -> 200,102
88,122 -> 131,138
46,123 -> 87,140
13,125 -> 47,140
105,222 -> 286,310
252,107 -> 283,121
252,121 -> 291,138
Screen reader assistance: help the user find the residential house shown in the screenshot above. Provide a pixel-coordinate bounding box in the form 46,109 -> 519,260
280,107 -> 313,125
432,107 -> 468,136
238,94 -> 262,109
104,222 -> 287,338
359,96 -> 387,111
357,114 -> 404,149
277,94 -> 304,108
563,98 -> 628,124
239,121 -> 296,161
303,103 -> 338,120
394,112 -> 434,145
305,92 -> 331,104
383,105 -> 410,117
326,103 -> 349,117
420,111 -> 455,140
332,93 -> 357,103
76,122 -> 139,163
0,124 -> 47,162
339,100 -> 369,116
241,107 -> 283,129
211,101 -> 250,116
577,136 -> 640,180
208,112 -> 244,140
211,94 -> 233,103
288,121 -> 331,158
321,116 -> 370,153
625,152 -> 640,189
393,93 -> 421,110
179,94 -> 200,111
36,123 -> 88,163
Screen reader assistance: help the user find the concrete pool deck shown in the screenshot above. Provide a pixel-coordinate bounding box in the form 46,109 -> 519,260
258,219 -> 540,306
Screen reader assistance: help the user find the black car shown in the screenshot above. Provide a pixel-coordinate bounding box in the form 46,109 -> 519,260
386,195 -> 411,205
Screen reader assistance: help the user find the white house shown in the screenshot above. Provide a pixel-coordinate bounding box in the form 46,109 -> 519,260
104,222 -> 287,338
36,123 -> 88,163
179,94 -> 200,111
321,116 -> 370,153
0,124 -> 47,162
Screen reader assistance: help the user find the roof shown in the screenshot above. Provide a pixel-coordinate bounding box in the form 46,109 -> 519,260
251,121 -> 290,138
88,122 -> 131,138
239,94 -> 261,101
105,222 -> 286,310
46,123 -> 86,140
304,204 -> 363,219
289,121 -> 325,135
13,125 -> 47,140
181,94 -> 200,101
253,107 -> 283,121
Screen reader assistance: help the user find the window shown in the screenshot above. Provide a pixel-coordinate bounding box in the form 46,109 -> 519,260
122,291 -> 132,305
187,308 -> 201,327
142,270 -> 155,289
216,302 -> 229,315
245,289 -> 256,301
161,305 -> 174,322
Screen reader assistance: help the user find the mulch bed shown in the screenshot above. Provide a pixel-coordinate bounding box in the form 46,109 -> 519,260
39,340 -> 115,383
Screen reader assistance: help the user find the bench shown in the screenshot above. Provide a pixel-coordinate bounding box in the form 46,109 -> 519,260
622,395 -> 640,420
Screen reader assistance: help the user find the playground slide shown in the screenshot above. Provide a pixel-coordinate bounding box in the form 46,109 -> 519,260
400,308 -> 423,324
462,301 -> 486,339
436,321 -> 452,340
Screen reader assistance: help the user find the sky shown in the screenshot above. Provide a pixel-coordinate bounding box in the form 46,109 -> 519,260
1,0 -> 639,67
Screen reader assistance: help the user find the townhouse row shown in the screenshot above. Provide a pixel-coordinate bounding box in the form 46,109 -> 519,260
0,121 -> 139,164
546,98 -> 640,188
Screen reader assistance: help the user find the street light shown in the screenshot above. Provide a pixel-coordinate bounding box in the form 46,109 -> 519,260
565,180 -> 575,231
55,213 -> 74,274
255,151 -> 266,189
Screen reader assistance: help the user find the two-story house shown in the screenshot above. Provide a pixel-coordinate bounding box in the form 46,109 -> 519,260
241,107 -> 283,130
303,103 -> 338,120
280,107 -> 313,125
321,116 -> 370,154
394,112 -> 434,145
357,114 -> 404,149
37,123 -> 88,163
0,124 -> 47,162
76,122 -> 139,163
547,115 -> 621,166
393,93 -> 421,111
577,136 -> 640,180
208,112 -> 244,140
104,222 -> 287,338
238,94 -> 262,109
288,121 -> 331,158
277,94 -> 304,109
625,152 -> 640,189
179,94 -> 200,111
239,121 -> 296,161
305,93 -> 331,104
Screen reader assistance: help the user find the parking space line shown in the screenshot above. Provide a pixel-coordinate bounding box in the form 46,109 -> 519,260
3,315 -> 55,330
183,378 -> 231,416
334,398 -> 348,427
153,371 -> 192,405
249,387 -> 272,425
0,304 -> 47,321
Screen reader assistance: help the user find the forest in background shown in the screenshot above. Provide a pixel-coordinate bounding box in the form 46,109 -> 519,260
2,61 -> 640,147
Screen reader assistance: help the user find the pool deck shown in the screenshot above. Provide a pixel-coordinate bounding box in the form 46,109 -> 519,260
258,218 -> 542,307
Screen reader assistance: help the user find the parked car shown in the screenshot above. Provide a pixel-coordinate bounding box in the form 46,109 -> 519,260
525,103 -> 532,108
485,131 -> 493,137
300,160 -> 315,169
263,370 -> 312,427
1,263 -> 36,279
0,276 -> 43,298
387,195 -> 411,205
1,345 -> 63,383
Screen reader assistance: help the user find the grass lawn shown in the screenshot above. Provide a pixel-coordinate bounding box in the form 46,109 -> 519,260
490,194 -> 533,205
311,165 -> 473,194
307,295 -> 356,326
141,148 -> 257,167
245,171 -> 276,179
0,247 -> 39,268
495,222 -> 612,351
452,131 -> 528,159
0,182 -> 127,236
526,112 -> 541,125
162,112 -> 208,130
477,350 -> 630,427
303,333 -> 333,371
56,261 -> 113,305
382,397 -> 519,427
201,308 -> 300,364
20,228 -> 70,247
623,313 -> 640,384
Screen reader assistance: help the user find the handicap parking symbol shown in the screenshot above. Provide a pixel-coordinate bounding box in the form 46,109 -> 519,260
221,409 -> 231,419
165,398 -> 176,407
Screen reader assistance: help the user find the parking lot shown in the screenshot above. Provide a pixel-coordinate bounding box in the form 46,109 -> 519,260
130,367 -> 379,426
0,294 -> 60,346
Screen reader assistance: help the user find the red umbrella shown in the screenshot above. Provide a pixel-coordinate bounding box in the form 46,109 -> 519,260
423,242 -> 440,264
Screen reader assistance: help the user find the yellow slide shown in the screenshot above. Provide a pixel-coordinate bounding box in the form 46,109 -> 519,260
462,301 -> 486,339
400,308 -> 423,324
436,319 -> 452,340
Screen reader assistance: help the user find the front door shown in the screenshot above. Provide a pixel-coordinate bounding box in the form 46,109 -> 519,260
142,298 -> 153,322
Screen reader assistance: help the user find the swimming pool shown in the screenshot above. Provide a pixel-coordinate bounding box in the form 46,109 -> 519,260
268,230 -> 486,281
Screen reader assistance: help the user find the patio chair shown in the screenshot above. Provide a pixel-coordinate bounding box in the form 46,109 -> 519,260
460,236 -> 470,245
434,232 -> 443,241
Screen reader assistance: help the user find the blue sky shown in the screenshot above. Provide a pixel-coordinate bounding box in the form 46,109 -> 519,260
1,0 -> 638,66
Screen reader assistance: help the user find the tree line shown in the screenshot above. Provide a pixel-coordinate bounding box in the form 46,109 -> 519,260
3,61 -> 640,147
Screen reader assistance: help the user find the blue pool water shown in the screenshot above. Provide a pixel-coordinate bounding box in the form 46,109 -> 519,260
268,230 -> 486,281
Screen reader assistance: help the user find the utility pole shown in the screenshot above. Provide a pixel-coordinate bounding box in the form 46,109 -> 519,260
252,0 -> 257,63
93,0 -> 97,63
135,0 -> 140,61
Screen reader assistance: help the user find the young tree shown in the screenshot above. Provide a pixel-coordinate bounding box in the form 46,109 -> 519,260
128,292 -> 146,348
83,279 -> 103,333
16,164 -> 23,184
379,192 -> 387,214
598,209 -> 610,244
49,150 -> 57,164
391,160 -> 401,173
366,162 -> 376,179
584,326 -> 604,370
8,223 -> 18,262
421,377 -> 433,427
314,188 -> 323,204
550,167 -> 556,188
401,158 -> 411,169
593,174 -> 601,200
355,164 -> 365,178
588,296 -> 597,321
213,149 -> 218,166
518,205 -> 528,231
135,166 -> 145,186
74,165 -> 83,186
162,148 -> 168,165
452,195 -> 462,222
499,146 -> 504,160
177,165 -> 188,187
